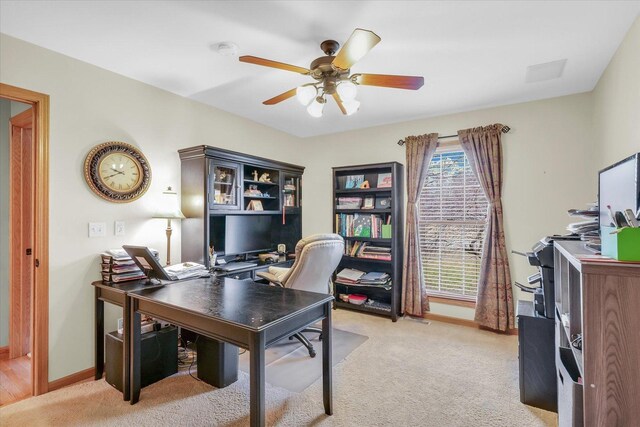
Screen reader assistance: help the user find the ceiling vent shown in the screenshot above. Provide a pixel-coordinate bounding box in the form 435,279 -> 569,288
525,59 -> 567,83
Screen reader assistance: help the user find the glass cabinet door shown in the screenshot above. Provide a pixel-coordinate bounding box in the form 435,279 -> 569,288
282,173 -> 301,208
209,160 -> 240,209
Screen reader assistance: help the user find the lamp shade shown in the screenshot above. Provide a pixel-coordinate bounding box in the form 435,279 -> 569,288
307,98 -> 325,117
296,85 -> 317,106
337,81 -> 357,100
342,99 -> 361,116
153,186 -> 186,219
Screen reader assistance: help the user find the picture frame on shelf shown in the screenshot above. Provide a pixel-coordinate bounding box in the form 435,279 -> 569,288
362,196 -> 375,209
375,197 -> 391,209
376,173 -> 392,188
247,200 -> 264,210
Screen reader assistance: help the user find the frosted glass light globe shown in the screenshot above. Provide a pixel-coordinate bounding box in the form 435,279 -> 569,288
296,85 -> 317,106
337,81 -> 357,101
307,99 -> 325,117
343,99 -> 361,116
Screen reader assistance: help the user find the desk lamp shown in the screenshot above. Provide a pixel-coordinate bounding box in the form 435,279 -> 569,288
153,186 -> 185,265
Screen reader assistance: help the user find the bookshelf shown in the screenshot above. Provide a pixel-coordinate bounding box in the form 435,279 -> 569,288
332,162 -> 404,321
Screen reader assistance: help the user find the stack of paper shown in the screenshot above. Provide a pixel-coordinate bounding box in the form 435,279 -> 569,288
164,262 -> 208,280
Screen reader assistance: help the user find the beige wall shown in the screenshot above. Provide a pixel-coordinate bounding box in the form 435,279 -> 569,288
592,16 -> 640,169
301,94 -> 596,319
0,34 -> 302,381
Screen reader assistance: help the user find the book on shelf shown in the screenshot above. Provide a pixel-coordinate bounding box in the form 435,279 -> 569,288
336,213 -> 390,238
336,197 -> 362,209
344,175 -> 365,189
344,241 -> 392,261
376,173 -> 392,188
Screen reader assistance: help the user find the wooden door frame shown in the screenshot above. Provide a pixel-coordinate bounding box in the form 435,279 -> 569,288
1,83 -> 49,396
9,107 -> 34,360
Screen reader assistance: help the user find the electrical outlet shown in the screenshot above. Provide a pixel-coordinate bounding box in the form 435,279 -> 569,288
115,220 -> 125,236
88,222 -> 106,237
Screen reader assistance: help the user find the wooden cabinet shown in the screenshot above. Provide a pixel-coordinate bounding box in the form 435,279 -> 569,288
179,146 -> 304,268
332,162 -> 404,321
553,241 -> 640,426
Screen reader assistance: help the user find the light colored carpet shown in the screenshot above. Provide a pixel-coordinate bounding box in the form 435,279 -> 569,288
238,327 -> 368,392
0,310 -> 556,426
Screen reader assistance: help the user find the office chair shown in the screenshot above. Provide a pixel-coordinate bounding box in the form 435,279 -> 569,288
257,233 -> 344,357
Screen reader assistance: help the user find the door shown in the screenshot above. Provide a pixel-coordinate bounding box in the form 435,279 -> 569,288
9,108 -> 34,359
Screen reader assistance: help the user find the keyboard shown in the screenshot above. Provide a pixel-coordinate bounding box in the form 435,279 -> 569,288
219,262 -> 258,272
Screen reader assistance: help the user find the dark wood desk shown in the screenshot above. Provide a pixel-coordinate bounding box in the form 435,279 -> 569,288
127,277 -> 334,427
92,279 -> 165,401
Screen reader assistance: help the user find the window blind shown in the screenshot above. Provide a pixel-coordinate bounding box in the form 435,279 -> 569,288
418,150 -> 488,299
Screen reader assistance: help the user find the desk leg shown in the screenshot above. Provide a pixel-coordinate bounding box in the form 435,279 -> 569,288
95,288 -> 104,381
322,303 -> 333,415
249,332 -> 265,427
129,298 -> 141,404
122,295 -> 131,401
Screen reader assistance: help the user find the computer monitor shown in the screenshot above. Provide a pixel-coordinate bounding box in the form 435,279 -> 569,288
122,245 -> 173,282
210,215 -> 273,256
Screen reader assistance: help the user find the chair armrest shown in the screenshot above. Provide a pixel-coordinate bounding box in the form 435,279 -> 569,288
268,266 -> 290,278
256,271 -> 283,286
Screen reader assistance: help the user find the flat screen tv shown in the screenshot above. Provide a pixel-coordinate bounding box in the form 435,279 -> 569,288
598,153 -> 640,228
210,215 -> 273,256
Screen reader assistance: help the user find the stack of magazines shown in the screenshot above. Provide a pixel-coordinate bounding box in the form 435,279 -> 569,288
101,248 -> 159,283
567,202 -> 600,252
335,268 -> 392,290
164,262 -> 208,280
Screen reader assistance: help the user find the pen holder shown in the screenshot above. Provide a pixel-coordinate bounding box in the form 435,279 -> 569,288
601,226 -> 640,261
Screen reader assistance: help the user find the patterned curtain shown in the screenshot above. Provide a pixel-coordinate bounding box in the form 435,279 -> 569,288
458,124 -> 514,331
402,133 -> 439,316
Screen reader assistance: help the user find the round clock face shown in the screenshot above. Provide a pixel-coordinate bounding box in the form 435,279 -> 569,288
84,142 -> 151,203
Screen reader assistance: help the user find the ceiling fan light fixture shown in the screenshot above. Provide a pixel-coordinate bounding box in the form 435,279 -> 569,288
337,81 -> 357,101
296,85 -> 317,106
307,98 -> 325,117
342,99 -> 360,116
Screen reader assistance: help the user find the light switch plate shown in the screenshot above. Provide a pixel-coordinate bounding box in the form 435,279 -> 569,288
115,220 -> 125,236
88,222 -> 106,237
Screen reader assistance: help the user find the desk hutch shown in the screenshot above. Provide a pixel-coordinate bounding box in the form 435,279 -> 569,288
179,145 -> 304,275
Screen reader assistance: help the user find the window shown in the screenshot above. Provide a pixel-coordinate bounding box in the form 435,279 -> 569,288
418,150 -> 488,300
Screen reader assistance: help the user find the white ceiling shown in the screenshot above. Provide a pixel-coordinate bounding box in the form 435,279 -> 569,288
1,1 -> 639,137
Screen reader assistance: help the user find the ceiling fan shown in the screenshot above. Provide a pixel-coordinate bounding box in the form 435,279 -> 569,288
239,28 -> 424,117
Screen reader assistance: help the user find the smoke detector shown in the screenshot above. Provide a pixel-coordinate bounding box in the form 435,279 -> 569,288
215,42 -> 239,57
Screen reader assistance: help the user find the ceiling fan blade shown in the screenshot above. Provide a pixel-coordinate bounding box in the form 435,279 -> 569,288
263,88 -> 297,105
239,55 -> 310,75
355,73 -> 424,90
332,29 -> 381,71
332,93 -> 347,115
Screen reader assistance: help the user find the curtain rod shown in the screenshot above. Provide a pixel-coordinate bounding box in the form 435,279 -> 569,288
397,125 -> 511,146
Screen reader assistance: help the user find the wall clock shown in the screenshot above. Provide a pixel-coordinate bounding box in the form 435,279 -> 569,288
84,141 -> 151,203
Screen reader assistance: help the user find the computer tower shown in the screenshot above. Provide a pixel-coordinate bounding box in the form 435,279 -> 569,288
105,326 -> 178,392
196,335 -> 238,388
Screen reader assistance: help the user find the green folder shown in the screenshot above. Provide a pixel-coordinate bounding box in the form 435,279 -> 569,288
381,224 -> 392,239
